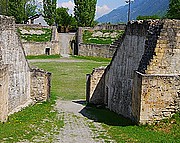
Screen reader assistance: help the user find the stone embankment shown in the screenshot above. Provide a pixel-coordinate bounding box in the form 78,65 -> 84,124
87,19 -> 180,124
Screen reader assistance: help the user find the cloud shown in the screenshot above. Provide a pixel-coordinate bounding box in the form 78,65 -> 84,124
96,5 -> 111,19
58,0 -> 75,15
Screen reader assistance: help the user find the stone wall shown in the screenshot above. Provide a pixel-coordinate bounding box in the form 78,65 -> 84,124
93,24 -> 126,31
17,24 -> 60,56
30,68 -> 51,102
105,21 -> 152,119
76,25 -> 126,58
86,67 -> 106,104
132,72 -> 180,124
79,44 -> 116,58
23,41 -> 59,56
87,19 -> 180,124
16,24 -> 50,29
0,15 -> 32,115
0,65 -> 9,122
0,15 -> 51,122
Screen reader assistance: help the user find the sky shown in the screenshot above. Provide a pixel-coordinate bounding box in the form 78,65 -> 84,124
57,0 -> 127,19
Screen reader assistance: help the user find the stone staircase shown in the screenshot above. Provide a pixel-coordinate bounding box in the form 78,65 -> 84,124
145,20 -> 180,74
110,35 -> 124,49
138,21 -> 163,73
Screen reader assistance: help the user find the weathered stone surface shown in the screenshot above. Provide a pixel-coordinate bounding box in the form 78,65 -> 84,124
30,68 -> 51,102
0,15 -> 51,122
87,19 -> 180,124
17,25 -> 60,56
86,67 -> 106,104
79,43 -> 116,58
0,65 -> 8,122
76,24 -> 126,58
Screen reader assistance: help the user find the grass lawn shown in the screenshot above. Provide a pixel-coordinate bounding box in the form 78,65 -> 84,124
85,105 -> 180,143
26,54 -> 61,60
31,61 -> 109,100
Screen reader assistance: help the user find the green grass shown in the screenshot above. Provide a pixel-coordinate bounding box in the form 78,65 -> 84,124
85,104 -> 180,143
0,96 -> 63,142
26,54 -> 61,60
71,55 -> 112,62
31,61 -> 109,100
18,28 -> 52,42
83,30 -> 124,44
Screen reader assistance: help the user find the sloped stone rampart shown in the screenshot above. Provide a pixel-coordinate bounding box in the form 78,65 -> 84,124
0,15 -> 51,122
0,15 -> 32,114
87,19 -> 180,124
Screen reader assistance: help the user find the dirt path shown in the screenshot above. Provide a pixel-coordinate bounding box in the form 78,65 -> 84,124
54,100 -> 115,143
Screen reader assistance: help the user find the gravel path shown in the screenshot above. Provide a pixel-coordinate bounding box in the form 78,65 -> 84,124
54,100 -> 115,143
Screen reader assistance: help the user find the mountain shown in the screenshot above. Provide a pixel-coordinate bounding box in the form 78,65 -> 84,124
97,0 -> 169,23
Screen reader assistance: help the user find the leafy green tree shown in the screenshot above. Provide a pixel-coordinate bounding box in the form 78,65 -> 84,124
7,0 -> 38,23
25,0 -> 38,20
74,0 -> 97,27
55,7 -> 77,29
43,0 -> 57,26
0,0 -> 8,15
55,7 -> 70,27
167,0 -> 180,19
8,0 -> 25,23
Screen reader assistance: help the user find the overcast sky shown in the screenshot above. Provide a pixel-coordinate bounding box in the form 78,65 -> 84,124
57,0 -> 127,19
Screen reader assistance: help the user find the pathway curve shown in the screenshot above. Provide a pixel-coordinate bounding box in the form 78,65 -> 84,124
54,100 -> 115,143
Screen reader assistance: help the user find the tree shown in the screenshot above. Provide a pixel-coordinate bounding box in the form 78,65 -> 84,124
25,0 -> 38,20
7,0 -> 38,23
55,7 -> 70,27
43,0 -> 57,26
0,0 -> 8,15
167,0 -> 180,19
8,0 -> 25,23
74,0 -> 97,27
55,7 -> 77,30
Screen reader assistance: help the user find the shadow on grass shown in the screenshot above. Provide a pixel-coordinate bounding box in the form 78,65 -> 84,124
73,100 -> 135,126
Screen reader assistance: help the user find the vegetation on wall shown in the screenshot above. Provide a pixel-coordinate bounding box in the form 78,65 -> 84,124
17,28 -> 52,42
167,0 -> 180,19
136,15 -> 160,20
83,30 -> 124,44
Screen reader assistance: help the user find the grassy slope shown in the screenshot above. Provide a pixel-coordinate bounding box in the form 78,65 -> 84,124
26,54 -> 61,59
18,28 -> 52,42
83,30 -> 124,44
